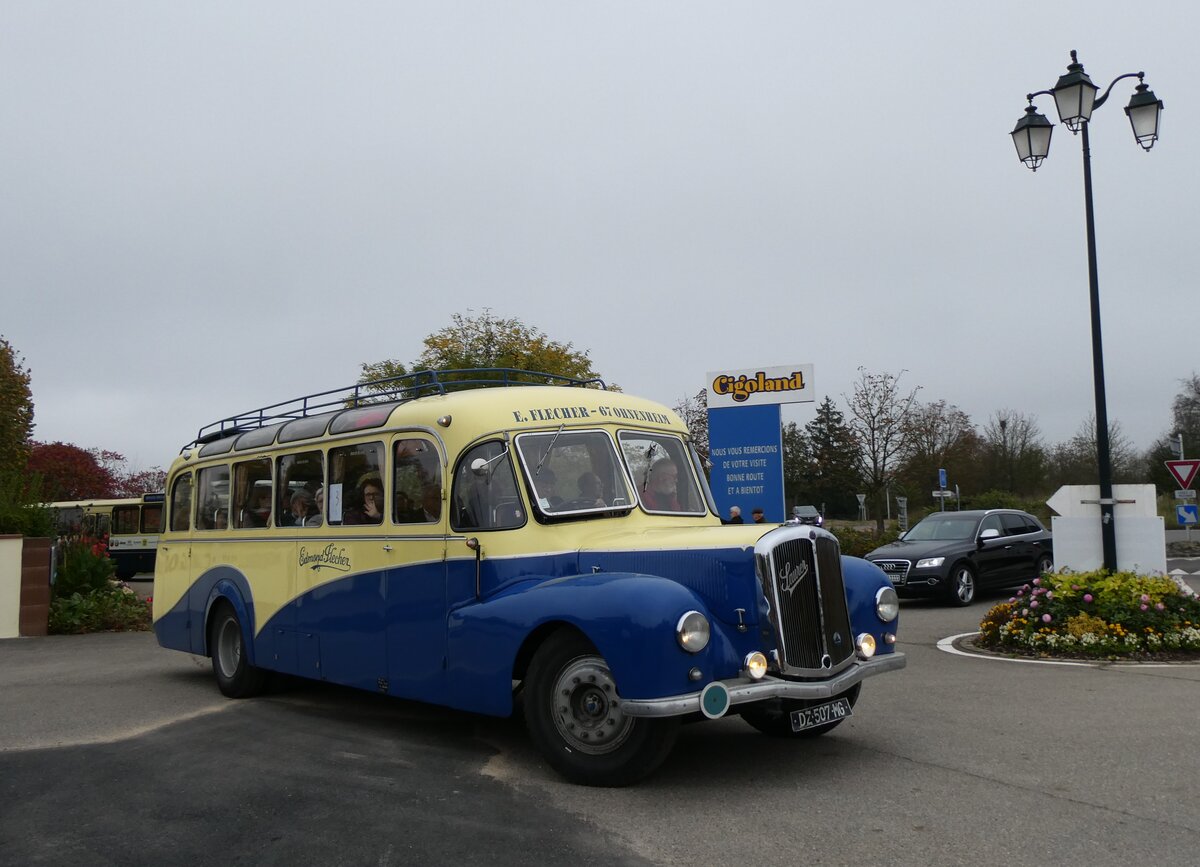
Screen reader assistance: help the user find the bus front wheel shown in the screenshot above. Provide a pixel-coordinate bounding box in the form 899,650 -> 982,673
524,629 -> 678,787
209,603 -> 267,698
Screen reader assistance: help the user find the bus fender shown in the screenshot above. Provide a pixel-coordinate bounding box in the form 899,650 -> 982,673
446,572 -> 742,716
202,577 -> 257,664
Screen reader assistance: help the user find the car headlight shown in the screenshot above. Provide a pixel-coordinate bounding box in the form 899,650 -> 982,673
676,610 -> 710,653
916,557 -> 945,569
875,586 -> 899,622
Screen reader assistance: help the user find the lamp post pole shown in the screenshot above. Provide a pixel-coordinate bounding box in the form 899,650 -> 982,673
1078,119 -> 1118,571
1010,51 -> 1164,574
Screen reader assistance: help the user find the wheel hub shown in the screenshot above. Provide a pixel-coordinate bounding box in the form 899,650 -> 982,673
551,656 -> 634,755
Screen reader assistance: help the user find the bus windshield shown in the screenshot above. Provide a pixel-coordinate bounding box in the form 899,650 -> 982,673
618,431 -> 707,515
515,430 -> 633,516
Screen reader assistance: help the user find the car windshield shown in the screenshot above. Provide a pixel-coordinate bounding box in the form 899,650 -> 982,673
618,431 -> 707,515
903,515 -> 980,542
515,430 -> 633,517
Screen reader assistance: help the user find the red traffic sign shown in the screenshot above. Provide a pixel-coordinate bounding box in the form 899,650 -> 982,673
1165,459 -> 1200,490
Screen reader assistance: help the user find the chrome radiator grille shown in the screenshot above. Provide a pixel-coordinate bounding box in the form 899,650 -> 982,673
756,530 -> 854,675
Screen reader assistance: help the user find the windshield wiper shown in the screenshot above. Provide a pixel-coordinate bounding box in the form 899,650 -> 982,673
534,424 -> 564,477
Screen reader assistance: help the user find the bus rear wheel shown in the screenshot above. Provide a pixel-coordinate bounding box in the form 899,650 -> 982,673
209,603 -> 267,698
524,630 -> 678,787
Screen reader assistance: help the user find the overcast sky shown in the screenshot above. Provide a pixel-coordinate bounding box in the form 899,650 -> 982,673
2,2 -> 1194,472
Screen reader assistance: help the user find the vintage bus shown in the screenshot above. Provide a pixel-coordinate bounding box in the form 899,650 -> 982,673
153,369 -> 904,785
52,493 -> 164,578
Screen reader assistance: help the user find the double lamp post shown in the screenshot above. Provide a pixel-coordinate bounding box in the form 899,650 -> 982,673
1009,51 -> 1164,573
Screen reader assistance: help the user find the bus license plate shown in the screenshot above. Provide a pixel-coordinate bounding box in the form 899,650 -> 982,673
790,697 -> 853,732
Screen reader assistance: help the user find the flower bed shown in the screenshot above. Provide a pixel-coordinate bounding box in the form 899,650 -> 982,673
978,570 -> 1200,660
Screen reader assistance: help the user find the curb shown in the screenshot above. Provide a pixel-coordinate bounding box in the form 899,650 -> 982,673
937,631 -> 1200,668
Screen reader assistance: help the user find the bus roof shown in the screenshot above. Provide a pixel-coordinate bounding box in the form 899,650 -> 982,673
188,368 -> 608,450
181,370 -> 686,458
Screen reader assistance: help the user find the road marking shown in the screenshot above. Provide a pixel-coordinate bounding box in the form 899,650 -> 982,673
936,632 -> 1199,668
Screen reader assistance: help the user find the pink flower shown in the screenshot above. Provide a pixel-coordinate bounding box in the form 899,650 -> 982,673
1030,599 -> 1039,609
1042,613 -> 1052,623
1140,594 -> 1150,603
1016,589 -> 1024,597
1155,602 -> 1165,611
1140,604 -> 1149,611
1046,591 -> 1054,599
1072,584 -> 1080,591
1083,594 -> 1094,603
1022,608 -> 1029,616
1033,578 -> 1041,586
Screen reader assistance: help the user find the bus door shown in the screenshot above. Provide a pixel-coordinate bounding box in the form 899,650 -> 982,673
384,436 -> 450,697
158,474 -> 197,653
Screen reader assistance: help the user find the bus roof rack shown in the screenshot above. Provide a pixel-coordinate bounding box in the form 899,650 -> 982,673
187,367 -> 608,449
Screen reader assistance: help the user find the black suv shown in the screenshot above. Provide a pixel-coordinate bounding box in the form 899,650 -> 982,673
864,509 -> 1053,606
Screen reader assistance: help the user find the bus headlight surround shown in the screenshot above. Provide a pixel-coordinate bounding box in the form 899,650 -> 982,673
856,633 -> 877,659
744,651 -> 768,680
875,586 -> 900,622
676,611 -> 711,653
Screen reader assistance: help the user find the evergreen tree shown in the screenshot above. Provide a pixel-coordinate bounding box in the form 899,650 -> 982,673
0,336 -> 35,477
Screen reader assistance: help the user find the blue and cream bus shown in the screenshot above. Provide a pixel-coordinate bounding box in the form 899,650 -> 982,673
153,369 -> 904,785
52,493 -> 164,578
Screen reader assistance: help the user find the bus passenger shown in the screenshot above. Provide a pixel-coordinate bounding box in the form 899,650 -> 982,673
344,477 -> 384,525
290,490 -> 320,527
641,459 -> 681,511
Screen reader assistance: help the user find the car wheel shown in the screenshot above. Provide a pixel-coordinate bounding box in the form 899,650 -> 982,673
524,629 -> 678,787
209,602 -> 267,698
1036,554 -> 1054,576
948,563 -> 976,606
741,683 -> 861,738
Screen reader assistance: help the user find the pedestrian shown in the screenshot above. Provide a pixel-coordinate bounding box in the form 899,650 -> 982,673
727,505 -> 743,524
751,507 -> 765,524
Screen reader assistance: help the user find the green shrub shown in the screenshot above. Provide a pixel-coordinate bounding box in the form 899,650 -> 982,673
0,470 -> 55,536
831,525 -> 898,557
978,569 -> 1200,658
52,538 -> 115,599
48,583 -> 152,634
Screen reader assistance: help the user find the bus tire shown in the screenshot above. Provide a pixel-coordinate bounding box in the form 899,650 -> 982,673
209,602 -> 267,699
524,629 -> 678,787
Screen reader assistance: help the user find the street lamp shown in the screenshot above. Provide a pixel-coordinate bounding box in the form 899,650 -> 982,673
1010,51 -> 1164,573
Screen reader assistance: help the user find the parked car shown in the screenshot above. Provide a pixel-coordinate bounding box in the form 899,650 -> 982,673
790,505 -> 824,526
864,509 -> 1053,606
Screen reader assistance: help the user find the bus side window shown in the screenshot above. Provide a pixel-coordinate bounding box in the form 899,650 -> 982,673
170,475 -> 193,532
233,459 -> 272,529
196,465 -> 230,531
394,437 -> 441,524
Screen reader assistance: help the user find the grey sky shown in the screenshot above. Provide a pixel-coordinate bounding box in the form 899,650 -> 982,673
2,2 -> 1194,472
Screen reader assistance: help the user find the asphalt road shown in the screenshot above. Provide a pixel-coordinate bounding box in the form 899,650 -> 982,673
3,596 -> 1199,866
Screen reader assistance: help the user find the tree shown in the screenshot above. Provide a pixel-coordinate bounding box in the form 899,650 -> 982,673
781,421 -> 813,510
358,310 -> 609,398
844,368 -> 920,533
981,410 -> 1047,496
28,442 -> 120,501
1147,373 -> 1200,492
673,389 -> 710,467
0,336 -> 35,477
897,400 -> 982,504
801,396 -> 861,518
1047,416 -> 1142,487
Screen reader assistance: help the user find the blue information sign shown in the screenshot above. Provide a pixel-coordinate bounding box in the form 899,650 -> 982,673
938,468 -> 947,489
707,404 -> 785,522
1178,504 -> 1199,526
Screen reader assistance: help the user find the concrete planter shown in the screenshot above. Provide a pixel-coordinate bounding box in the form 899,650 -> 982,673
0,536 -> 51,638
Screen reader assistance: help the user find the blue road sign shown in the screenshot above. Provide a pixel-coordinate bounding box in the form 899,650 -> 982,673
938,468 -> 947,488
1178,504 -> 1199,526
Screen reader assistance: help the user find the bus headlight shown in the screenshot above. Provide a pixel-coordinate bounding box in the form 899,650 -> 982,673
676,611 -> 710,653
875,586 -> 900,622
744,651 -> 768,680
856,633 -> 877,659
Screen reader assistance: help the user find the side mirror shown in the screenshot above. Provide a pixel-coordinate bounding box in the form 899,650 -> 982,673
470,457 -> 491,476
979,528 -> 1001,544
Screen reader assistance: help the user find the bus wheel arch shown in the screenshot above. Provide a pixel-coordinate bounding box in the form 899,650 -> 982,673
207,599 -> 267,698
